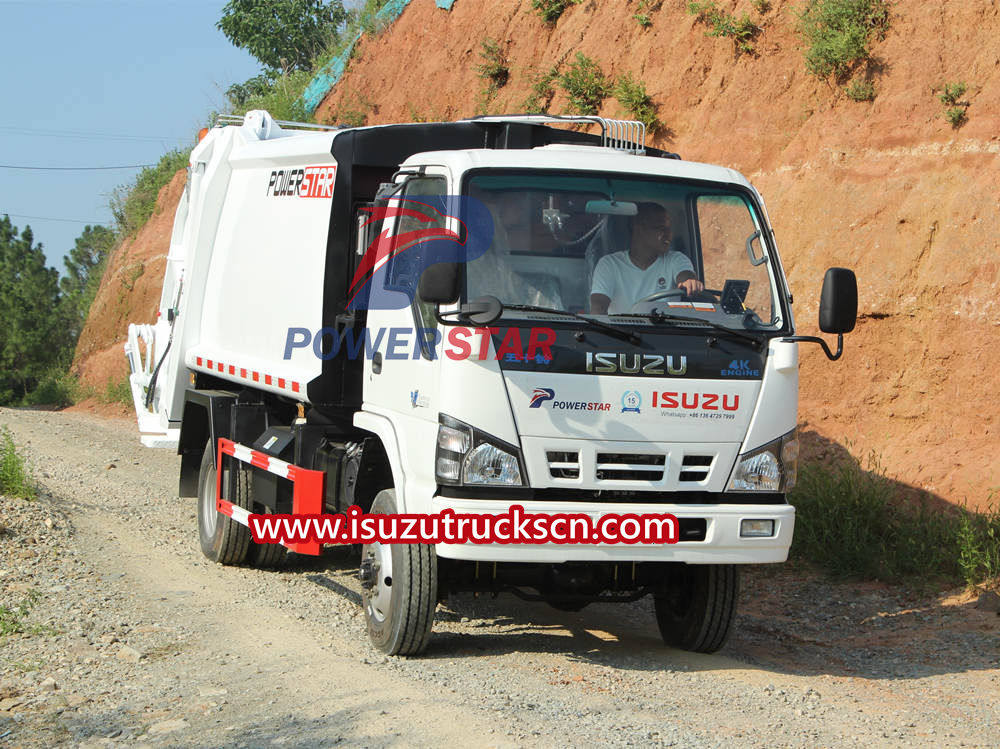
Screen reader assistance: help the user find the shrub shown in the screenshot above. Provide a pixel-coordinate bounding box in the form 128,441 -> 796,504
21,370 -> 81,408
109,149 -> 191,236
633,0 -> 661,26
559,53 -> 613,115
938,81 -> 967,106
226,69 -> 312,121
532,0 -> 581,24
796,0 -> 889,80
753,0 -> 771,12
614,72 -> 660,132
0,426 -> 35,500
522,66 -> 560,113
688,1 -> 761,55
844,79 -> 876,101
790,453 -> 1000,586
944,106 -> 967,128
475,38 -> 510,94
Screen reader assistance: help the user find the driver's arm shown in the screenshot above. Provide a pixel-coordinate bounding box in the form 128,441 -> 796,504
590,293 -> 611,314
675,270 -> 704,295
589,255 -> 615,314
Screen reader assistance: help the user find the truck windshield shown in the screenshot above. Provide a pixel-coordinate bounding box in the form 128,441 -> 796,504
464,171 -> 784,330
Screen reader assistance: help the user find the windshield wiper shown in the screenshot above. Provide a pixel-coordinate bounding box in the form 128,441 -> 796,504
619,309 -> 764,349
504,304 -> 641,345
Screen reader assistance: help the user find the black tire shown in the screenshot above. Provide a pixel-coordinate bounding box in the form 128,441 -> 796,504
361,489 -> 437,655
239,462 -> 289,569
653,564 -> 739,653
197,440 -> 250,565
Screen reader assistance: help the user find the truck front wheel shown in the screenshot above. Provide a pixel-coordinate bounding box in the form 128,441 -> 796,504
360,489 -> 437,655
653,564 -> 738,653
197,440 -> 251,565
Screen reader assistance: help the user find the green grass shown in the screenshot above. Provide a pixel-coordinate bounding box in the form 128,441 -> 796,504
688,1 -> 761,55
522,66 -> 560,113
790,454 -> 1000,587
532,0 -> 581,24
109,149 -> 191,236
0,591 -> 56,638
100,378 -> 133,407
844,79 -> 876,101
559,53 -> 613,115
614,72 -> 660,132
796,0 -> 889,80
0,426 -> 35,500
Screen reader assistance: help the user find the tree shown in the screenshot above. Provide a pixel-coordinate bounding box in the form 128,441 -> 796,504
217,0 -> 348,72
0,216 -> 71,403
60,224 -> 114,341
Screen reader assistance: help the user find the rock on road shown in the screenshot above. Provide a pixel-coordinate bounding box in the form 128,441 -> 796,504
0,407 -> 998,747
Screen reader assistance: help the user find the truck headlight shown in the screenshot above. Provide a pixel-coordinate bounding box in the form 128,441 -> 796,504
727,429 -> 798,493
435,414 -> 526,487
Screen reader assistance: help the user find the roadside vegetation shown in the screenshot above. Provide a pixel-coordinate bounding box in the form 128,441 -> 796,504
522,66 -> 561,114
559,53 -> 613,115
614,73 -> 660,132
790,453 -> 1000,588
632,0 -> 663,28
474,38 -> 510,112
796,0 -> 889,81
531,0 -> 581,24
937,81 -> 970,127
0,426 -> 35,500
687,0 -> 762,56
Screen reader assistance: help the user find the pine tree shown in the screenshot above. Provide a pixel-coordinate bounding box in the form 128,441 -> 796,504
0,216 -> 71,403
60,224 -> 114,341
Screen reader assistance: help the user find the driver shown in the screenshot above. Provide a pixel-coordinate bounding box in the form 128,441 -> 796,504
589,202 -> 704,314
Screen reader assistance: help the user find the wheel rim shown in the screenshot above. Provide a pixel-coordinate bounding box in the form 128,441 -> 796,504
362,541 -> 393,623
200,463 -> 219,538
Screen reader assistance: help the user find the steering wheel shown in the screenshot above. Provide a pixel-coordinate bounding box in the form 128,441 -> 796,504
630,287 -> 724,313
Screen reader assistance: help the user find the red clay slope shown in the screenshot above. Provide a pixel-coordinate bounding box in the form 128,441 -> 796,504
76,0 -> 1000,507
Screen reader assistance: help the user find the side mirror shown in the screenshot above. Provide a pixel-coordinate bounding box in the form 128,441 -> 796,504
782,267 -> 858,361
418,262 -> 460,304
819,267 -> 858,334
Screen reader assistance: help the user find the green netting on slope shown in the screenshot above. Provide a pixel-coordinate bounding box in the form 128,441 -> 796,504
300,0 -> 456,114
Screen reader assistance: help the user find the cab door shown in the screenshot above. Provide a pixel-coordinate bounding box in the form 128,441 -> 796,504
361,169 -> 450,431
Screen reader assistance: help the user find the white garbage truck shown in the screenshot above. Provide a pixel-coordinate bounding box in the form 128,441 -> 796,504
125,110 -> 856,655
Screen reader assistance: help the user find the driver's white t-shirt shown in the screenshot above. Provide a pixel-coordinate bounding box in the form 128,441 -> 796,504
591,251 -> 695,314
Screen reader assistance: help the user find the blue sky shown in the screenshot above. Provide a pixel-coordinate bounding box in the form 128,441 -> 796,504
0,0 -> 263,267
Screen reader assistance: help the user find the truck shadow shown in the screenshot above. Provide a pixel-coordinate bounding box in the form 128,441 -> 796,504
304,431 -> 998,681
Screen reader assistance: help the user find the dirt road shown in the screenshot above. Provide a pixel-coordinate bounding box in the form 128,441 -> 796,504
1,407 -> 998,747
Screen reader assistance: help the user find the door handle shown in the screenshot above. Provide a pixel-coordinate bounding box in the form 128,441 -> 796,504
372,351 -> 382,374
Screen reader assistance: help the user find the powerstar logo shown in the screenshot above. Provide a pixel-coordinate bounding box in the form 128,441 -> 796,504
266,165 -> 337,198
529,388 -> 555,408
720,359 -> 761,377
530,387 -> 611,412
346,195 -> 493,311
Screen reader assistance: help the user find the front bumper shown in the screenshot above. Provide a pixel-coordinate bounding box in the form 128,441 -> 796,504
431,496 -> 794,564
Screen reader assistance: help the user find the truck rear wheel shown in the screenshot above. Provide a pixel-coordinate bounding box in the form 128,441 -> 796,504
237,461 -> 288,569
198,440 -> 251,565
653,564 -> 738,653
360,489 -> 437,656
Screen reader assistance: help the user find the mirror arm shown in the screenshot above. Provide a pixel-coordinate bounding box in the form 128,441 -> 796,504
781,333 -> 844,361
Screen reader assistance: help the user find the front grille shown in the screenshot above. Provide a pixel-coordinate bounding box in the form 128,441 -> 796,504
679,454 -> 714,483
595,452 -> 666,482
547,450 -> 580,479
